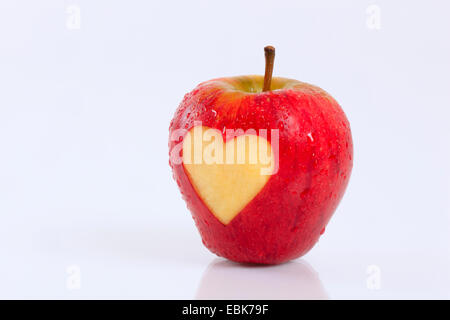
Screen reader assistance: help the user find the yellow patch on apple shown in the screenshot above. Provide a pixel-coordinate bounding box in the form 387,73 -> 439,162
182,126 -> 274,225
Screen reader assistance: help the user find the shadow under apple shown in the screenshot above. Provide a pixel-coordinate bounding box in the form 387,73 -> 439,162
195,258 -> 329,300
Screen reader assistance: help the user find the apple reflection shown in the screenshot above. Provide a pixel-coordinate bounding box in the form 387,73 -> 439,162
195,258 -> 329,300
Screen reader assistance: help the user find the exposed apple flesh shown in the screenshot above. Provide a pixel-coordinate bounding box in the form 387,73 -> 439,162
182,126 -> 274,225
169,48 -> 353,264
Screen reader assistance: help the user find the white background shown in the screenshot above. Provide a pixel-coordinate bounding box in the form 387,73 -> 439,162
0,0 -> 449,299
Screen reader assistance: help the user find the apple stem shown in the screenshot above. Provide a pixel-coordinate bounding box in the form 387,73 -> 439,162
263,46 -> 275,92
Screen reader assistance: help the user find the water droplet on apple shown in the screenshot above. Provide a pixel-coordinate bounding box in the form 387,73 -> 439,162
300,188 -> 310,198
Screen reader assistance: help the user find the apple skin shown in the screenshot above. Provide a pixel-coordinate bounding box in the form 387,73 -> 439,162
169,76 -> 353,264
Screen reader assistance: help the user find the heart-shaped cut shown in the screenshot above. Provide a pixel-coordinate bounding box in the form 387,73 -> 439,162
182,126 -> 274,225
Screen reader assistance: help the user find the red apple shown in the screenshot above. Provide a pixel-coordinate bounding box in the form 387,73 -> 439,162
168,47 -> 353,264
